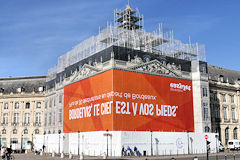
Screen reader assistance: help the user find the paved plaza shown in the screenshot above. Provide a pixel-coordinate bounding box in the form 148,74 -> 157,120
10,152 -> 240,160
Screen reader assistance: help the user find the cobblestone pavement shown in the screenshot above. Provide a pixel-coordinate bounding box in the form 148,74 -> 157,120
11,152 -> 240,160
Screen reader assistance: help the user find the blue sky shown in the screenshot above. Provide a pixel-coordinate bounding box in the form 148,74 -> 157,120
0,0 -> 239,77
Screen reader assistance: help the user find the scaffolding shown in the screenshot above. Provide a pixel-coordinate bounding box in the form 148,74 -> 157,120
48,5 -> 206,75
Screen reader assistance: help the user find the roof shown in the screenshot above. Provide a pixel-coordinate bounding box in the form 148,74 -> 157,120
208,65 -> 240,84
0,75 -> 46,94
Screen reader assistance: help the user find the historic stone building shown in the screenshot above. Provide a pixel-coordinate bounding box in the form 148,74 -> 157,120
208,65 -> 240,146
0,76 -> 45,149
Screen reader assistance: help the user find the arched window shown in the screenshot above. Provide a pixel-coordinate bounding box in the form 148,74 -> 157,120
205,126 -> 210,133
2,129 -> 6,134
225,128 -> 229,145
234,128 -> 238,139
13,129 -> 17,134
35,129 -> 39,134
24,129 -> 28,134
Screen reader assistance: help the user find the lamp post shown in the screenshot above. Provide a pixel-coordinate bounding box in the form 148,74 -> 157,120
31,133 -> 33,151
150,130 -> 153,156
106,129 -> 109,157
43,132 -> 46,152
215,134 -> 218,160
187,131 -> 190,154
78,131 -> 80,156
21,134 -> 23,153
0,134 -> 1,149
58,130 -> 61,154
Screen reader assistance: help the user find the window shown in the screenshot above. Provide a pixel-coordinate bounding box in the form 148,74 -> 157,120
48,113 -> 52,125
225,128 -> 229,145
2,129 -> 6,134
13,129 -> 17,134
230,95 -> 234,104
49,99 -> 52,108
53,112 -> 55,125
4,103 -> 8,109
36,102 -> 41,108
24,113 -> 30,124
44,113 -> 47,126
24,129 -> 28,134
232,108 -> 236,121
35,112 -> 41,124
223,107 -> 228,120
54,98 -> 56,106
202,88 -> 208,97
45,101 -> 48,109
234,128 -> 238,139
222,94 -> 226,103
213,93 -> 218,101
205,126 -> 210,133
25,102 -> 30,109
219,75 -> 224,83
58,109 -> 62,123
203,103 -> 208,121
13,113 -> 19,124
35,129 -> 39,134
215,106 -> 220,119
59,95 -> 62,104
10,138 -> 18,144
14,102 -> 19,109
2,113 -> 8,124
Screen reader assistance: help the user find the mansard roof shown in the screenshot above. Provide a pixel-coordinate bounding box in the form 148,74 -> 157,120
208,65 -> 240,85
0,75 -> 46,94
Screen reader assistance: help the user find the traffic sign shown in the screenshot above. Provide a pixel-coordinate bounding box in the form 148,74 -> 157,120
205,135 -> 208,139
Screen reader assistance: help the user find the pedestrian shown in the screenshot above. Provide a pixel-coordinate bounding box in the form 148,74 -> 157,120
121,146 -> 125,156
126,146 -> 131,156
133,146 -> 138,156
42,144 -> 45,152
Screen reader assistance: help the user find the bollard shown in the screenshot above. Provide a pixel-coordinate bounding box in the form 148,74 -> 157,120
69,152 -> 73,159
103,152 -> 107,159
225,155 -> 227,160
25,150 -> 28,154
193,156 -> 198,160
61,152 -> 64,158
233,154 -> 235,160
40,151 -> 43,156
80,152 -> 84,160
52,152 -> 55,157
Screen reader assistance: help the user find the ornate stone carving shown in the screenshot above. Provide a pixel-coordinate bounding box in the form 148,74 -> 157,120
129,60 -> 181,77
71,64 -> 100,82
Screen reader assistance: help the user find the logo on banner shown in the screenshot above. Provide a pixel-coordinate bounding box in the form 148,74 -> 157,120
170,82 -> 191,92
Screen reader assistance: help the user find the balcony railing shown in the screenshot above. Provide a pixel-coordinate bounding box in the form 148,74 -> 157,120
22,122 -> 30,126
34,122 -> 41,126
11,122 -> 19,126
1,123 -> 8,126
232,119 -> 239,123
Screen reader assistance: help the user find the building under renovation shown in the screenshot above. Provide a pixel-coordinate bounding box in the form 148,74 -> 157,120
37,4 -> 220,156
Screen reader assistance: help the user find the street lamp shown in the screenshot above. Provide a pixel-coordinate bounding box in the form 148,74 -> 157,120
150,130 -> 153,156
58,130 -> 61,154
215,134 -> 218,160
21,134 -> 23,153
187,131 -> 190,154
31,133 -> 34,151
106,129 -> 109,157
78,131 -> 80,156
43,132 -> 46,152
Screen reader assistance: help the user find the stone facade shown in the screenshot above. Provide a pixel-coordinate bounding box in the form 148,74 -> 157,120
208,65 -> 240,146
0,76 -> 46,149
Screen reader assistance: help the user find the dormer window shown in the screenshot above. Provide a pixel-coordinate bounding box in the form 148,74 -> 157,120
17,87 -> 25,93
38,86 -> 44,92
219,75 -> 224,83
0,88 -> 4,93
238,78 -> 240,85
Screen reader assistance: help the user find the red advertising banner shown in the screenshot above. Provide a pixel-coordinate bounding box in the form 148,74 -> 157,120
63,69 -> 194,133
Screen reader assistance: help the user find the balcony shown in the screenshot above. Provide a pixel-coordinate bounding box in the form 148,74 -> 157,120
1,123 -> 8,126
224,119 -> 230,123
34,122 -> 41,126
215,118 -> 221,122
232,119 -> 239,123
22,122 -> 30,126
11,122 -> 19,126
